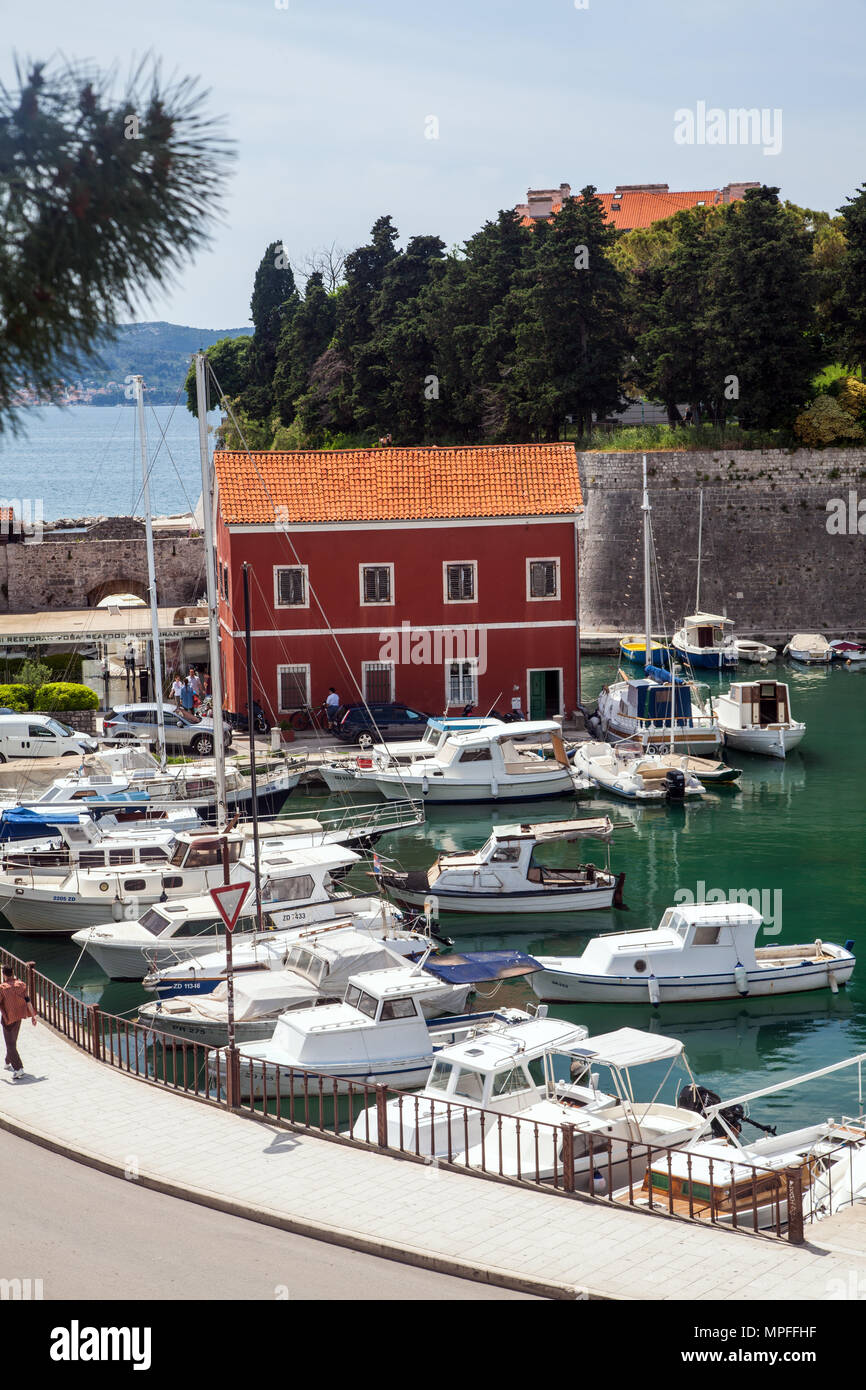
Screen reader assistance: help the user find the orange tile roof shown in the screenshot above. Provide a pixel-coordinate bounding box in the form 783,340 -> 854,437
518,188 -> 724,232
215,444 -> 582,526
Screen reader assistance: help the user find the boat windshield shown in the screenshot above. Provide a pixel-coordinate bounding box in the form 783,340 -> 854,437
453,1068 -> 485,1102
491,1065 -> 532,1097
138,907 -> 173,936
344,985 -> 377,1019
427,1060 -> 453,1092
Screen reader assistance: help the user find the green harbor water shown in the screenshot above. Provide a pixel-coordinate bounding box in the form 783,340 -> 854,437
5,656 -> 865,1130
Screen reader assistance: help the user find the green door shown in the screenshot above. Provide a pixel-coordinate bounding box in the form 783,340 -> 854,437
529,671 -> 546,720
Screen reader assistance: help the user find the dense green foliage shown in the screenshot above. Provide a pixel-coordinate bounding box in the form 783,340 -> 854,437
188,182 -> 864,449
0,685 -> 30,712
33,682 -> 100,712
0,57 -> 234,432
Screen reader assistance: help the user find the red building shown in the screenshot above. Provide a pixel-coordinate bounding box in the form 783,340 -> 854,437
213,444 -> 583,725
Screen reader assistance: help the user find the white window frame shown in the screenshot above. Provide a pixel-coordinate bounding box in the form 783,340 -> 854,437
359,562 -> 395,606
526,557 -> 561,602
362,660 -> 395,703
442,560 -> 478,605
274,565 -> 310,610
277,663 -> 311,712
445,657 -> 479,708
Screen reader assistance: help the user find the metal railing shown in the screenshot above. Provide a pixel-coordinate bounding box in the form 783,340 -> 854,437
8,939 -> 857,1247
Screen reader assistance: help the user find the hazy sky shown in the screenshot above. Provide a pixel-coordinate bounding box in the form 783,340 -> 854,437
5,0 -> 864,328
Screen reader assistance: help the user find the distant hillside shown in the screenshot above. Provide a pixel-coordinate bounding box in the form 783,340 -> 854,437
66,322 -> 251,404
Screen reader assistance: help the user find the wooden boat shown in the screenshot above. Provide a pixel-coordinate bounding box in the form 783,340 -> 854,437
783,633 -> 833,664
715,679 -> 805,758
734,639 -> 777,664
672,612 -> 738,669
618,637 -> 670,666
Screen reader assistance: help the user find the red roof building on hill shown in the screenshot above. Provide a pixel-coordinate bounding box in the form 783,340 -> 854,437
516,181 -> 760,232
213,443 -> 584,726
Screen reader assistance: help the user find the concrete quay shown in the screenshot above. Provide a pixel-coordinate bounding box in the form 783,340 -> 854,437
1,1021 -> 864,1301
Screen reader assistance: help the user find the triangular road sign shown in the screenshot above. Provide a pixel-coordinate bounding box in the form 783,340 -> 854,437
209,881 -> 251,933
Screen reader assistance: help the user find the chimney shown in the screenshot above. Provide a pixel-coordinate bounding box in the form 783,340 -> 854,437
721,181 -> 761,203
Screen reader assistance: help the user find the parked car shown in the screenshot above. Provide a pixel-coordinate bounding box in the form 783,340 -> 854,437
0,714 -> 98,762
102,704 -> 232,757
333,702 -> 432,744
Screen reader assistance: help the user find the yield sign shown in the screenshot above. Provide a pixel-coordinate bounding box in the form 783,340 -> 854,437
209,881 -> 251,933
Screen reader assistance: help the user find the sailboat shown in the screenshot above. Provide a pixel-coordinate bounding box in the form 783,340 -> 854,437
671,491 -> 738,670
596,461 -> 722,755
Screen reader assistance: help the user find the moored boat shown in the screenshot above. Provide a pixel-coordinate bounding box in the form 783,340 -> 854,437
572,741 -> 705,802
783,633 -> 833,665
715,679 -> 806,758
672,612 -> 738,669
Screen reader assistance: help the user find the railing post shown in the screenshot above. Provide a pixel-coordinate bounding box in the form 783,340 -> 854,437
561,1122 -> 575,1194
376,1085 -> 389,1149
225,1045 -> 241,1111
87,1005 -> 101,1062
25,961 -> 36,1013
786,1164 -> 805,1245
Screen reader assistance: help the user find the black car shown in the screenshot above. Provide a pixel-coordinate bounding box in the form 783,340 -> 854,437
333,702 -> 432,744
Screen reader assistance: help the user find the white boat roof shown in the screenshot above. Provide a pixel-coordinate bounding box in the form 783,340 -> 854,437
240,818 -> 323,836
682,612 -> 733,626
346,967 -> 441,997
256,843 -> 359,869
672,902 -> 763,927
432,1018 -> 588,1070
443,720 -> 563,748
566,1027 -> 683,1067
490,816 -> 612,842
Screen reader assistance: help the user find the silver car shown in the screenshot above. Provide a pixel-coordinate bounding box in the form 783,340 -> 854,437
103,704 -> 232,757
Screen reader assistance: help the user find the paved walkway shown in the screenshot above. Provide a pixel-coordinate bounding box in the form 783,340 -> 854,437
1,1023 -> 863,1300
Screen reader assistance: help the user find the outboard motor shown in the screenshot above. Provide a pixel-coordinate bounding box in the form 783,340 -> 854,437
678,1083 -> 750,1140
663,767 -> 687,801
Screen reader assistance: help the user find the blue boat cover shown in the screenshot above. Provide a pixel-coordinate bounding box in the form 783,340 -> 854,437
424,949 -> 542,984
0,807 -> 85,842
646,663 -> 686,685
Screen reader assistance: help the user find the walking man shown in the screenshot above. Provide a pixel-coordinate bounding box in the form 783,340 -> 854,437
325,687 -> 341,732
0,964 -> 37,1080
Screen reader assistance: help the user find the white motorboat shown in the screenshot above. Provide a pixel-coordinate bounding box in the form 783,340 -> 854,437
70,841 -> 383,971
572,741 -> 704,802
783,633 -> 833,665
350,1012 -> 591,1153
372,721 -> 589,804
212,957 -> 541,1098
619,1054 -> 866,1230
830,639 -> 866,665
0,812 -> 192,876
672,612 -> 738,670
530,902 -> 855,1004
735,639 -> 777,664
319,717 -> 505,792
14,831 -> 361,936
136,924 -> 461,1044
376,816 -> 624,918
715,679 -> 806,758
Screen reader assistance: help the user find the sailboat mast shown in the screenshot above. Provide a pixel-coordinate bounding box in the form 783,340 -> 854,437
194,352 -> 228,826
695,488 -> 703,613
132,376 -> 167,770
642,456 -> 652,671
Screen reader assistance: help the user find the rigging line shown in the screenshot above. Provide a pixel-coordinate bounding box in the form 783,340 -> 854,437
209,366 -> 416,804
124,380 -> 186,520
78,404 -> 127,516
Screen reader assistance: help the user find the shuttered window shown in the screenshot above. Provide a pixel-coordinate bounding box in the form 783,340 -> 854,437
276,567 -> 306,606
362,566 -> 392,603
446,563 -> 476,601
278,665 -> 310,711
363,663 -> 393,702
529,560 -> 558,598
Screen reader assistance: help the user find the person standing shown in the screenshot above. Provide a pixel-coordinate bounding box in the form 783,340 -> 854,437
180,678 -> 195,713
170,673 -> 185,705
325,687 -> 341,731
0,965 -> 37,1080
124,642 -> 136,694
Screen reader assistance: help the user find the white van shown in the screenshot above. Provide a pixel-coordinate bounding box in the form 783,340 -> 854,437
0,715 -> 99,762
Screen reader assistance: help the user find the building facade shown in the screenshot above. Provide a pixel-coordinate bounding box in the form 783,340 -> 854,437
213,444 -> 583,725
516,181 -> 760,232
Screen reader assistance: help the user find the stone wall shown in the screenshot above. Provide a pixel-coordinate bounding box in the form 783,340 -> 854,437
577,448 -> 866,638
0,521 -> 205,613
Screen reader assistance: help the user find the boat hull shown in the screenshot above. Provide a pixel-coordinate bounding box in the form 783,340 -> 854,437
382,881 -> 618,915
721,725 -> 806,759
531,956 -> 855,1003
671,643 -> 737,670
373,773 -> 580,804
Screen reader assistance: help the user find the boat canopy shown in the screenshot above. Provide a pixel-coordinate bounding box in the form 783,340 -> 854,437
790,634 -> 831,653
645,663 -> 687,685
491,816 -> 613,843
449,720 -> 563,748
682,612 -> 733,627
622,680 -> 693,722
0,806 -> 86,841
566,1027 -> 683,1068
423,950 -> 542,985
187,972 -> 320,1019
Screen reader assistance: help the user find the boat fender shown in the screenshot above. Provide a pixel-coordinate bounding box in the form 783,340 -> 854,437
647,974 -> 660,1007
111,898 -> 124,921
733,962 -> 748,996
490,779 -> 499,798
421,776 -> 429,795
591,1168 -> 607,1195
829,972 -> 839,994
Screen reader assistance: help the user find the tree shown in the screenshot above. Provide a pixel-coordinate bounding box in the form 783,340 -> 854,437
242,243 -> 300,418
0,57 -> 233,433
291,242 -> 347,293
706,186 -> 818,429
185,334 -> 252,416
835,183 -> 866,371
272,271 -> 336,425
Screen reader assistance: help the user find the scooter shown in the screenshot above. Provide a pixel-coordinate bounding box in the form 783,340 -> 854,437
224,701 -> 269,734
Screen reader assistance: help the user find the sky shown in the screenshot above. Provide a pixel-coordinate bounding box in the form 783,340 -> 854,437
4,0 -> 865,328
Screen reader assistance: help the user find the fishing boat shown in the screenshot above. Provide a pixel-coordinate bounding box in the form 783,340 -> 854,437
529,902 -> 855,1004
572,741 -> 704,802
371,721 -> 590,804
350,1012 -> 591,1153
136,924 -> 462,1044
375,816 -> 624,917
318,717 -> 505,793
735,639 -> 777,664
618,1055 -> 866,1230
715,679 -> 806,758
0,810 -> 195,874
783,634 -> 833,665
69,842 -> 384,970
830,639 -> 866,665
8,834 -> 359,936
211,954 -> 541,1098
671,612 -> 738,669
